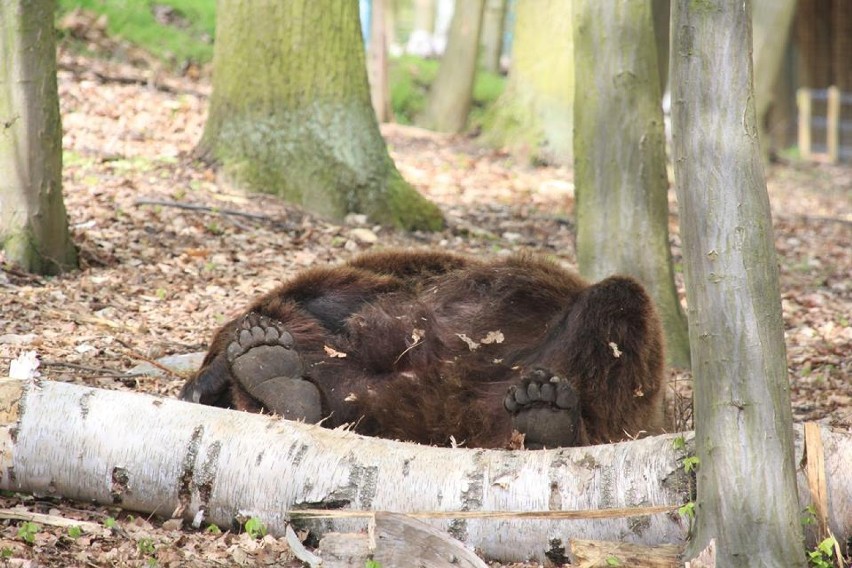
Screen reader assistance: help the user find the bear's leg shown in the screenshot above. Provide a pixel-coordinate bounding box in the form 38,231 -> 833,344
225,312 -> 323,422
503,368 -> 583,448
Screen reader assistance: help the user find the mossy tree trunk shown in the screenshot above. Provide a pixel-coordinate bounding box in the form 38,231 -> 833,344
0,0 -> 77,275
197,0 -> 443,231
484,0 -> 574,166
671,1 -> 806,565
418,0 -> 485,133
573,0 -> 690,368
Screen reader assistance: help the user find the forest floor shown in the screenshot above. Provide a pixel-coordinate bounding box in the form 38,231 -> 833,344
0,50 -> 850,567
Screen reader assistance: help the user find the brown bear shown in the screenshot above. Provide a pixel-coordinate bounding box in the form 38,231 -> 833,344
179,249 -> 666,449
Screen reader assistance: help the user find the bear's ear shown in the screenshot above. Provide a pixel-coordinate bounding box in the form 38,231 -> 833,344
180,354 -> 232,406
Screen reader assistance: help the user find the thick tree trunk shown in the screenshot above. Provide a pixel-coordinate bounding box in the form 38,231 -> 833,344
2,379 -> 850,563
572,0 -> 690,369
418,0 -> 485,133
0,0 -> 77,275
484,0 -> 574,166
197,0 -> 442,231
670,1 -> 807,566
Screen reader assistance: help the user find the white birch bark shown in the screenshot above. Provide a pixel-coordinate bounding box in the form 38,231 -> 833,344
1,378 -> 849,563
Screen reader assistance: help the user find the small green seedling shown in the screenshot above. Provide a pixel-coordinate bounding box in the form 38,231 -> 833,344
17,521 -> 40,544
683,456 -> 700,473
678,502 -> 695,520
138,537 -> 156,555
67,525 -> 83,539
205,524 -> 222,534
807,536 -> 838,568
365,560 -> 382,568
104,517 -> 118,530
672,436 -> 686,451
244,517 -> 267,539
606,555 -> 622,566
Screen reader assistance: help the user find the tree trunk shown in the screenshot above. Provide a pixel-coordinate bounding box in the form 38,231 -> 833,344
670,1 -> 807,566
3,379 -> 851,563
418,0 -> 485,133
0,0 -> 77,275
197,0 -> 443,231
573,0 -> 691,369
484,0 -> 574,166
367,0 -> 393,123
479,0 -> 507,74
652,0 -> 671,94
752,0 -> 797,158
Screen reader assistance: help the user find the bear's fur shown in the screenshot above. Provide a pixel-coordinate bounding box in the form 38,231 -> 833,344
180,249 -> 666,449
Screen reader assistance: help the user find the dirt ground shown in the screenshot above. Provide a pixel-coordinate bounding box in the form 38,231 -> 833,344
0,52 -> 850,567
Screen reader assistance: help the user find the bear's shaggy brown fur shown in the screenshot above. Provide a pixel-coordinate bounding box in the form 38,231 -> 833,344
180,249 -> 666,449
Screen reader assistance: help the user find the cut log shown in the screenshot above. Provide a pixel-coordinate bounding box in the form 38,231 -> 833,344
569,538 -> 682,567
1,378 -> 849,563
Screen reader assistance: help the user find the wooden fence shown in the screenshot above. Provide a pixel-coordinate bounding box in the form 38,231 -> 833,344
796,86 -> 852,163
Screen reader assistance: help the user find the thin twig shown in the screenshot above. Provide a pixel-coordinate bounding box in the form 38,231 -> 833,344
135,198 -> 282,223
41,360 -> 146,378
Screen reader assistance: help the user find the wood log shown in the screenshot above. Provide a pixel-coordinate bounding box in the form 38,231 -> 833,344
1,378 -> 849,563
569,538 -> 682,567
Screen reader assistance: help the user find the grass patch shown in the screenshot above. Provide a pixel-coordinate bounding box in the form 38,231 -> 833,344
57,0 -> 216,66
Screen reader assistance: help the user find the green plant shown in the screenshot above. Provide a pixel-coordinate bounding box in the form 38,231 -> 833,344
606,555 -> 622,566
683,456 -> 700,473
678,502 -> 695,520
365,560 -> 382,568
672,435 -> 686,451
807,536 -> 838,568
67,525 -> 83,539
244,517 -> 267,539
205,524 -> 222,534
17,521 -> 40,544
1,548 -> 12,558
104,516 -> 118,530
802,505 -> 818,526
138,537 -> 156,555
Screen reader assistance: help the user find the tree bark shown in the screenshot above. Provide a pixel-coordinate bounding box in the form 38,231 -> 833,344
367,0 -> 393,123
484,0 -> 574,166
197,0 -> 443,231
3,379 -> 850,563
418,0 -> 485,133
670,1 -> 807,566
479,0 -> 507,74
573,0 -> 691,369
752,0 -> 797,158
0,0 -> 77,275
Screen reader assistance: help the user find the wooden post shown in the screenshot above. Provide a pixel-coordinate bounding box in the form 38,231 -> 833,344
826,85 -> 840,163
797,87 -> 812,159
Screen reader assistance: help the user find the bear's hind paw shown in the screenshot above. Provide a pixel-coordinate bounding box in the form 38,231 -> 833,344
228,313 -> 322,423
504,368 -> 581,449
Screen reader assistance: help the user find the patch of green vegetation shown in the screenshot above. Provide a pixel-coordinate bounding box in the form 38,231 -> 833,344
17,521 -> 40,545
243,517 -> 267,539
807,536 -> 838,568
57,0 -> 216,66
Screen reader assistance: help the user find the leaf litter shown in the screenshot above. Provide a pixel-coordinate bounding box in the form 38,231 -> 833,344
0,46 -> 850,567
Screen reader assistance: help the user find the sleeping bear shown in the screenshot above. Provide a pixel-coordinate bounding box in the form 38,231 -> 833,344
180,249 -> 666,449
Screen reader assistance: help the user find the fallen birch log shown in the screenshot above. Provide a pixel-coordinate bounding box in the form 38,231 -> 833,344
0,378 -> 849,563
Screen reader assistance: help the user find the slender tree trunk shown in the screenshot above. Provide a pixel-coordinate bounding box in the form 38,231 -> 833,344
3,379 -> 850,563
197,0 -> 442,231
418,0 -> 485,133
479,0 -> 507,74
0,0 -> 77,275
670,1 -> 806,565
652,0 -> 671,94
485,0 -> 574,166
752,0 -> 797,158
367,0 -> 393,122
573,0 -> 690,369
